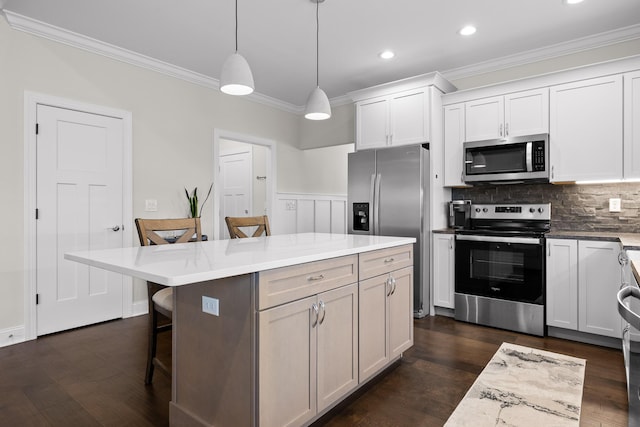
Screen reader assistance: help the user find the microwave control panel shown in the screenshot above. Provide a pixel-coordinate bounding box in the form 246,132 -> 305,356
532,141 -> 545,171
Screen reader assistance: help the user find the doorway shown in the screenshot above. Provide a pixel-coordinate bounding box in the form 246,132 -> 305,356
213,130 -> 276,239
24,92 -> 133,340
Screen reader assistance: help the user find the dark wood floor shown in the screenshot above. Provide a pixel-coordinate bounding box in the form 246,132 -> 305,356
0,315 -> 627,426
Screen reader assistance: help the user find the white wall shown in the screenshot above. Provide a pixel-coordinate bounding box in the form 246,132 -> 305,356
0,17 -> 346,337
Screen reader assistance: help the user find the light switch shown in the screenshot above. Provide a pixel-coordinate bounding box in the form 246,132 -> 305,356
609,198 -> 621,213
145,199 -> 158,212
202,296 -> 219,316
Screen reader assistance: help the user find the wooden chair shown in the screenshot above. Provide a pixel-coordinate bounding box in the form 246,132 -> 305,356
225,215 -> 271,239
134,217 -> 202,384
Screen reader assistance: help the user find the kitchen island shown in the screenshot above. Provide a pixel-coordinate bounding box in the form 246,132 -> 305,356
66,232 -> 416,427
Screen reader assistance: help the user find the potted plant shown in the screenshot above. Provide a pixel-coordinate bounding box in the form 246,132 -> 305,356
184,183 -> 213,218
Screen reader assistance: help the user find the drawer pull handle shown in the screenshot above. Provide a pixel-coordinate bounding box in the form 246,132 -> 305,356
307,274 -> 325,281
384,258 -> 395,263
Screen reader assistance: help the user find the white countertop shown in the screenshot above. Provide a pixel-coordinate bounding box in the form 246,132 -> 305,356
65,233 -> 416,286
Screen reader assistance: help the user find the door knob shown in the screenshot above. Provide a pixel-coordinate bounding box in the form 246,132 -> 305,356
111,225 -> 120,232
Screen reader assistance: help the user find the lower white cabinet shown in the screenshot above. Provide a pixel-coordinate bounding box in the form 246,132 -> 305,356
359,266 -> 413,382
258,283 -> 358,427
546,239 -> 622,338
433,233 -> 455,308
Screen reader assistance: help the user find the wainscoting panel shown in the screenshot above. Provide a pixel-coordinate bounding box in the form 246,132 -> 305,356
274,193 -> 347,235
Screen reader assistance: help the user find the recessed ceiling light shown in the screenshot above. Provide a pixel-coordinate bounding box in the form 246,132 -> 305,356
379,50 -> 395,60
459,25 -> 477,36
565,0 -> 584,4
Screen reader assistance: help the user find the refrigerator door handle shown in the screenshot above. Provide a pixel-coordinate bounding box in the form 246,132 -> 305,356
374,173 -> 381,235
369,173 -> 376,235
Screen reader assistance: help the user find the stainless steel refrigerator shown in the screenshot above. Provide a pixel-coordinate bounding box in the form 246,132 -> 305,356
348,144 -> 430,318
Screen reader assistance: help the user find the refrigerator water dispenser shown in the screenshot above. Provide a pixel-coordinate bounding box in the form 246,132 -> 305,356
352,203 -> 370,231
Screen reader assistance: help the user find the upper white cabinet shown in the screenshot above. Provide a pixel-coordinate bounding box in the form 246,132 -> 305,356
350,72 -> 456,151
624,71 -> 640,179
464,88 -> 549,142
355,88 -> 429,150
549,75 -> 623,182
443,103 -> 466,187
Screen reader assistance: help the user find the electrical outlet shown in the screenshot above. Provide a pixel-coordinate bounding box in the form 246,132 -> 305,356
609,198 -> 621,212
144,199 -> 158,212
202,296 -> 219,316
285,201 -> 297,211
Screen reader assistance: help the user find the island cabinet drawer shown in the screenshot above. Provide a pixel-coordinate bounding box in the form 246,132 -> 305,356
257,255 -> 358,310
359,244 -> 413,281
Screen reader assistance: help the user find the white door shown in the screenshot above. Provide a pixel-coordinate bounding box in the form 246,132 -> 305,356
220,151 -> 252,238
36,105 -> 124,336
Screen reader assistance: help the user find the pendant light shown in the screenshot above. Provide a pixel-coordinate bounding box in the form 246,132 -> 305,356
304,0 -> 331,120
220,0 -> 254,96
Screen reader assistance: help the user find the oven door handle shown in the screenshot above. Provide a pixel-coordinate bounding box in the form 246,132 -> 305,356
455,234 -> 542,245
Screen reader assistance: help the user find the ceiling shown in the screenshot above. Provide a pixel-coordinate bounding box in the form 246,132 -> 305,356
2,0 -> 640,109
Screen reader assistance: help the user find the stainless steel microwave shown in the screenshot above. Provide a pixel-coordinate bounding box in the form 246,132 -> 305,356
463,134 -> 549,184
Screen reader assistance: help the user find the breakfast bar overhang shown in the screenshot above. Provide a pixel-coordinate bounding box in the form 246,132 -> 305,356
65,232 -> 416,427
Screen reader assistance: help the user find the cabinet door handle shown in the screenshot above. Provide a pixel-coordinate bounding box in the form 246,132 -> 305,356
391,277 -> 397,295
548,242 -> 550,257
551,165 -> 554,180
386,277 -> 393,296
311,303 -> 319,327
505,123 -> 509,136
499,124 -> 503,137
307,274 -> 325,282
318,301 -> 326,325
384,257 -> 395,264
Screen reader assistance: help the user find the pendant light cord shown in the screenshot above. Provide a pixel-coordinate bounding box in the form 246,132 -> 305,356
235,0 -> 239,52
315,0 -> 319,87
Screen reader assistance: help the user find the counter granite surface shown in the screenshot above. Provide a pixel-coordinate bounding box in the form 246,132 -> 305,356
547,230 -> 640,250
432,228 -> 456,234
65,232 -> 416,286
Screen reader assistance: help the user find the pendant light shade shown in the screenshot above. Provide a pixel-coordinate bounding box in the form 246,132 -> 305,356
220,52 -> 254,95
305,0 -> 331,120
220,0 -> 254,96
304,86 -> 331,120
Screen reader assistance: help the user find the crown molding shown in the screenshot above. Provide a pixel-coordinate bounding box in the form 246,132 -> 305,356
442,23 -> 640,82
5,10 -> 640,114
2,10 -> 301,114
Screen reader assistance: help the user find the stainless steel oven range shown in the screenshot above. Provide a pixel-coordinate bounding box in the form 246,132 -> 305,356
454,203 -> 550,336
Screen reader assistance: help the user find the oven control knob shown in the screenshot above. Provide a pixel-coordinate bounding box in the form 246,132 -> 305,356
538,207 -> 544,213
483,208 -> 488,213
475,208 -> 481,212
529,208 -> 536,213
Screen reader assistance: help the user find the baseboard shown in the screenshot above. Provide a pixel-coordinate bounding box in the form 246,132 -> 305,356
547,326 -> 622,349
129,300 -> 149,318
433,306 -> 455,318
0,325 -> 26,348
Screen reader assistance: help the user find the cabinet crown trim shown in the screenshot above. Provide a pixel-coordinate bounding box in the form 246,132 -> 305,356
349,72 -> 456,102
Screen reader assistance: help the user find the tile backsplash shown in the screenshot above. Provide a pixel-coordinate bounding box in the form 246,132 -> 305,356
452,182 -> 640,232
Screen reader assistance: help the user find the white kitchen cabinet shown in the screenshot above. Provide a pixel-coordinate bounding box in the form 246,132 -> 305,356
578,240 -> 623,338
546,238 -> 622,339
464,88 -> 549,142
355,88 -> 429,150
258,283 -> 358,427
443,103 -> 466,187
359,266 -> 413,383
624,71 -> 640,179
546,239 -> 578,330
549,75 -> 623,182
433,233 -> 455,308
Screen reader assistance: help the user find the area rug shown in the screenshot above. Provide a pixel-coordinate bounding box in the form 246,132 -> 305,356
444,342 -> 586,427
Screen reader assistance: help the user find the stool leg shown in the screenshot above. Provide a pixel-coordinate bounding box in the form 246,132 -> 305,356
145,306 -> 158,385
